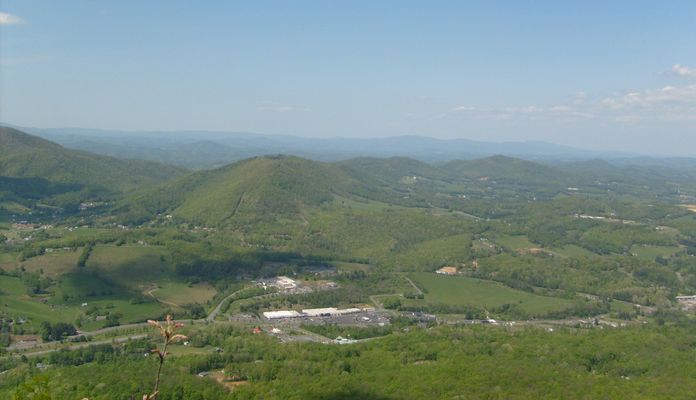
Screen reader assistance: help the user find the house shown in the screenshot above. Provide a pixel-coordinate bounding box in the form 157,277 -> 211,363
436,266 -> 458,275
275,276 -> 297,290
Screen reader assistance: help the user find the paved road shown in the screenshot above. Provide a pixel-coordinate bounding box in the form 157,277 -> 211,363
7,287 -> 258,354
402,276 -> 423,295
206,289 -> 245,322
11,334 -> 149,358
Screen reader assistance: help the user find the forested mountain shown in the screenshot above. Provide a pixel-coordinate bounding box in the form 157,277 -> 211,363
119,155 -> 384,225
0,127 -> 186,215
16,125 -> 633,168
337,157 -> 447,184
442,155 -> 572,187
0,127 -> 185,192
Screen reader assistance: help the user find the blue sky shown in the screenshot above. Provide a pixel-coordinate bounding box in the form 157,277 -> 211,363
1,1 -> 695,154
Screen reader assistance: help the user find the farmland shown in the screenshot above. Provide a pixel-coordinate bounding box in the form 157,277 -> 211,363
406,272 -> 574,315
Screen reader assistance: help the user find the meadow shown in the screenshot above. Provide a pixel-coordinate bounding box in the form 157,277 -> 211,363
630,244 -> 684,260
407,272 -> 574,315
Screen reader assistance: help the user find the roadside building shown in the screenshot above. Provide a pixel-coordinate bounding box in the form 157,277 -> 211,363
302,307 -> 339,317
263,310 -> 300,319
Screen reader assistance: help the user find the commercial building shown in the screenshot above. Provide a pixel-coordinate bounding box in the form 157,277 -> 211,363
263,310 -> 301,319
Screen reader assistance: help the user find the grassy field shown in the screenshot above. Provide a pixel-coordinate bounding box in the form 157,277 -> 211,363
149,281 -> 217,306
86,245 -> 173,290
0,275 -> 82,329
630,245 -> 683,260
77,299 -> 167,330
20,250 -> 81,278
553,244 -> 598,258
495,235 -> 536,250
0,252 -> 18,271
0,252 -> 16,263
392,234 -> 472,271
609,299 -> 635,313
408,272 -> 573,314
333,261 -> 371,273
0,244 -> 217,333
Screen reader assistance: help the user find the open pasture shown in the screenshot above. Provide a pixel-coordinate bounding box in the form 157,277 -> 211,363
20,249 -> 81,277
86,245 -> 173,289
408,272 -> 573,315
494,235 -> 536,250
630,245 -> 683,260
149,281 -> 217,306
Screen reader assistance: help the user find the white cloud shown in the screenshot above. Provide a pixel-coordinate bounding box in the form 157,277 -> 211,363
447,83 -> 696,125
670,64 -> 696,78
0,12 -> 25,25
257,102 -> 311,113
451,106 -> 477,112
599,85 -> 696,121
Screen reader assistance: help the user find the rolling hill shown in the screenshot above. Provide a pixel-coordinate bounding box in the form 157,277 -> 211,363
0,127 -> 186,216
338,157 -> 447,184
0,127 -> 185,193
120,155 -> 381,225
442,155 -> 572,187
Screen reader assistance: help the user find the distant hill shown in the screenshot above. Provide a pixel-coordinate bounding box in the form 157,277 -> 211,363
13,125 -> 637,169
0,127 -> 185,193
122,153 -> 612,227
0,127 -> 186,216
442,155 -> 571,187
338,157 -> 447,184
121,155 -> 377,225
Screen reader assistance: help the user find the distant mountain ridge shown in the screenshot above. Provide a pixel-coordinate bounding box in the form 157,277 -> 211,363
0,127 -> 186,215
0,127 -> 184,192
4,125 -> 641,170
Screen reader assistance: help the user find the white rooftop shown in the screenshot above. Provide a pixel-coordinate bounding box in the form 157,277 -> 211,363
263,310 -> 300,319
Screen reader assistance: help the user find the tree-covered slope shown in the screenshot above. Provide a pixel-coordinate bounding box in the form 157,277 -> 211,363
338,157 -> 447,184
121,155 -> 379,225
0,127 -> 185,193
442,155 -> 571,187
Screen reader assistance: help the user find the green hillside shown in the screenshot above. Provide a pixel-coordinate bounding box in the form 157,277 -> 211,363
121,155 -> 379,225
338,156 -> 447,184
0,127 -> 185,193
443,155 -> 570,187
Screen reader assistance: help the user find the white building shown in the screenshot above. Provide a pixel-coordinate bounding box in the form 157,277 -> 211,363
263,310 -> 300,319
275,276 -> 297,290
302,307 -> 339,317
337,308 -> 361,315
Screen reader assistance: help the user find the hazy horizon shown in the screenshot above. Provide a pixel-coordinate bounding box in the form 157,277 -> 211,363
1,1 -> 695,155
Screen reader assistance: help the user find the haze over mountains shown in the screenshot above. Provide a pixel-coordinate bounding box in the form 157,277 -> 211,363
0,127 -> 184,215
6,125 -> 648,170
4,125 -> 696,221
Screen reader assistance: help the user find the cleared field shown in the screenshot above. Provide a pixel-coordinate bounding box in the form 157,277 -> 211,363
20,250 -> 81,277
0,275 -> 81,328
150,281 -> 217,306
408,272 -> 573,314
334,261 -> 371,273
0,271 -> 169,331
630,245 -> 683,260
0,252 -> 18,271
86,245 -> 172,289
553,244 -> 598,258
495,235 -> 536,250
609,299 -> 635,313
77,299 -> 167,330
332,194 -> 410,212
393,234 -> 472,271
